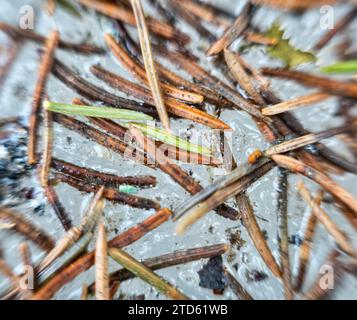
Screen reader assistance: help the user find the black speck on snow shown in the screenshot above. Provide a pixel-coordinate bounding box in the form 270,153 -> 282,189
198,256 -> 226,294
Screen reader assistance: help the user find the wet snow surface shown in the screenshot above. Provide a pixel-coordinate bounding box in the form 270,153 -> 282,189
0,0 -> 356,299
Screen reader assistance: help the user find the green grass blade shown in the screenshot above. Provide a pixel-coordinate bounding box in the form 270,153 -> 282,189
109,247 -> 189,300
44,101 -> 153,121
129,123 -> 212,156
321,60 -> 357,74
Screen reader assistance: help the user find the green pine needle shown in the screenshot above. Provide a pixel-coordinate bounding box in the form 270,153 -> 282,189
321,60 -> 357,74
44,101 -> 153,121
129,123 -> 212,156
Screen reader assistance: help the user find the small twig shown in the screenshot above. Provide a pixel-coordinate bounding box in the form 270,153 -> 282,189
28,30 -> 59,165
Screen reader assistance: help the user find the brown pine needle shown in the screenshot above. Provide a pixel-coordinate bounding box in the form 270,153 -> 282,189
19,242 -> 32,272
155,61 -> 230,107
128,125 -> 239,220
109,247 -> 189,300
52,158 -> 157,187
206,3 -> 252,56
262,92 -> 332,116
52,59 -> 156,115
28,30 -> 59,165
47,0 -> 56,15
91,64 -> 230,130
294,190 -> 324,292
80,284 -> 89,300
272,155 -> 357,218
0,23 -> 104,54
78,0 -> 190,44
40,109 -> 53,188
297,181 -> 356,258
174,157 -> 270,221
0,206 -> 55,253
78,186 -> 106,233
244,31 -> 278,46
156,46 -> 269,123
251,0 -> 337,10
0,258 -> 19,289
32,208 -> 172,300
276,168 -> 293,300
224,49 -> 266,105
172,0 -> 231,29
236,193 -> 282,278
175,162 -> 274,235
37,186 -> 105,274
43,184 -> 73,231
224,269 -> 253,300
104,34 -> 203,104
72,98 -> 220,166
37,227 -> 82,275
54,172 -> 159,210
262,68 -> 357,99
89,243 -> 229,294
96,222 -> 110,300
265,121 -> 357,156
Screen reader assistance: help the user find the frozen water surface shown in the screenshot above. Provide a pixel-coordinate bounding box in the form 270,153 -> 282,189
0,0 -> 356,300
